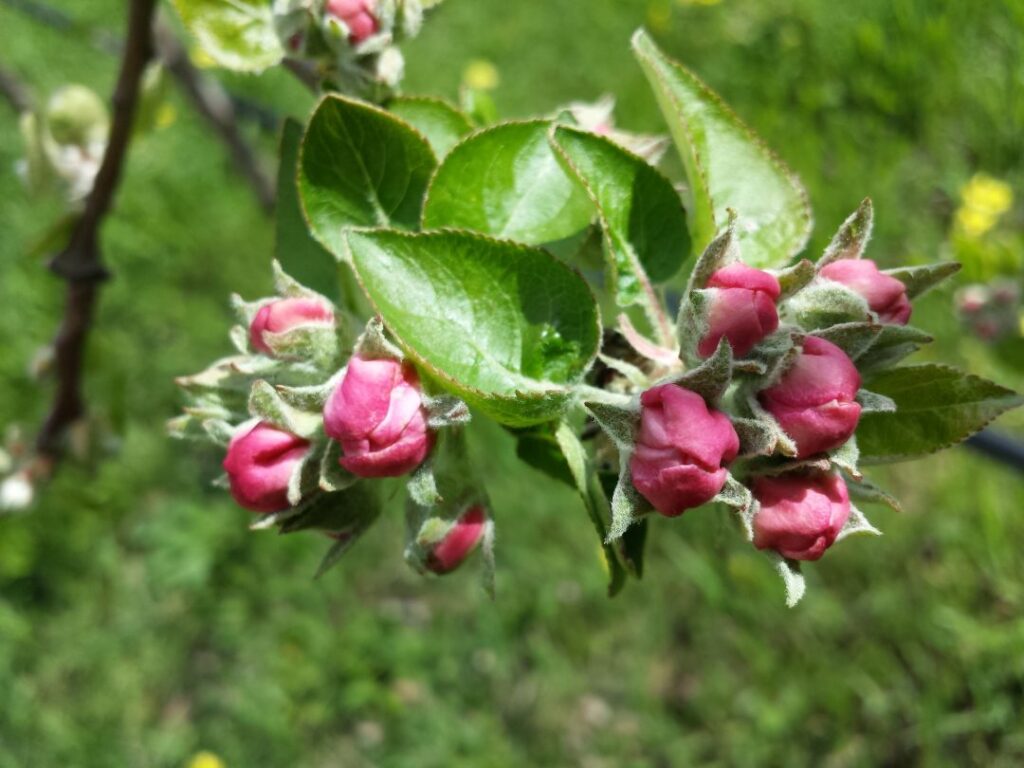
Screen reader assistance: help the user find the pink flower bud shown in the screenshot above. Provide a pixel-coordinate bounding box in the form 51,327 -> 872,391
323,355 -> 433,478
697,263 -> 781,358
249,298 -> 335,356
325,0 -> 379,43
752,472 -> 851,561
630,384 -> 740,516
758,336 -> 861,459
223,422 -> 310,513
819,258 -> 912,325
424,506 -> 488,574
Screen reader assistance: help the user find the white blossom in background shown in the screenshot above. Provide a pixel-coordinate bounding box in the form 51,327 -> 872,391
565,94 -> 671,166
0,471 -> 34,512
16,84 -> 109,207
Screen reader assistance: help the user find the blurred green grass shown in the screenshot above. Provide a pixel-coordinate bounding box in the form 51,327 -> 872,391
1,0 -> 1023,765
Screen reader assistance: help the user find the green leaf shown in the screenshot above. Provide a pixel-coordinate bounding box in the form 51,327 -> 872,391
819,198 -> 874,267
345,229 -> 601,426
885,261 -> 961,299
632,29 -> 811,268
514,427 -> 575,487
857,364 -> 1024,463
668,337 -> 732,405
857,324 -> 934,373
276,119 -> 337,300
549,125 -> 689,308
388,96 -> 473,157
768,553 -> 807,608
617,518 -> 648,579
422,121 -> 594,245
298,95 -> 436,255
554,422 -> 628,596
171,0 -> 283,73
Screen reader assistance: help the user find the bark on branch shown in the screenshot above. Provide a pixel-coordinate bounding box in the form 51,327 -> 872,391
35,0 -> 158,461
0,63 -> 32,113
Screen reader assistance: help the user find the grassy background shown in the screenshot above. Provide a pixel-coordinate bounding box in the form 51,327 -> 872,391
1,0 -> 1023,765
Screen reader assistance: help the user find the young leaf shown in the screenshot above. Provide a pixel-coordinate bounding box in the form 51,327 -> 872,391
769,553 -> 807,608
345,229 -> 601,426
554,422 -> 628,595
775,259 -> 815,300
632,29 -> 811,268
513,426 -> 575,487
819,198 -> 873,267
422,121 -> 594,244
836,503 -> 882,542
668,337 -> 733,405
283,483 -> 380,536
299,95 -> 436,254
549,125 -> 690,312
857,364 -> 1024,463
171,0 -> 284,73
714,474 -> 756,539
388,96 -> 473,157
814,321 -> 883,361
276,119 -> 337,300
885,262 -> 961,299
845,475 -> 903,512
857,324 -> 934,373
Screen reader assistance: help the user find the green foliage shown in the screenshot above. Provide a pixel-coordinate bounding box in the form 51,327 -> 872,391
386,96 -> 473,157
857,364 -> 1024,463
344,229 -> 601,425
550,125 -> 690,307
171,0 -> 284,73
298,95 -> 436,254
421,121 -> 594,244
632,29 -> 811,268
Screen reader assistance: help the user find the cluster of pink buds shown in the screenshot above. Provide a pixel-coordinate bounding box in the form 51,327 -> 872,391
170,269 -> 487,580
325,0 -> 379,44
594,209 -> 932,589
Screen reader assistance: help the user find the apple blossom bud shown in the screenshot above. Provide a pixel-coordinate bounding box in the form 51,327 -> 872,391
424,505 -> 488,574
758,336 -> 861,458
325,0 -> 379,43
819,259 -> 912,325
752,472 -> 851,561
249,297 -> 335,355
697,263 -> 782,358
323,355 -> 433,478
630,384 -> 740,516
223,423 -> 310,513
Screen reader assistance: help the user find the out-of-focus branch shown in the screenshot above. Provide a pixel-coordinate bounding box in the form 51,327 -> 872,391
35,0 -> 158,463
283,57 -> 321,95
0,63 -> 32,113
155,20 -> 276,213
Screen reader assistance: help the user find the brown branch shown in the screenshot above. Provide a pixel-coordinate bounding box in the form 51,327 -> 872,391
155,20 -> 276,213
35,0 -> 158,462
0,63 -> 32,113
283,57 -> 321,95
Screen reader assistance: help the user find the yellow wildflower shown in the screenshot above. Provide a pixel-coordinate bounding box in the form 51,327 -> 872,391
463,60 -> 499,91
956,174 -> 1013,238
186,751 -> 226,768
